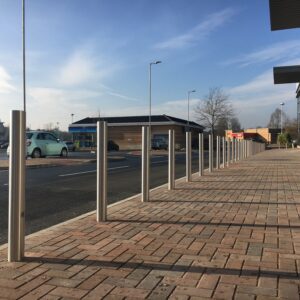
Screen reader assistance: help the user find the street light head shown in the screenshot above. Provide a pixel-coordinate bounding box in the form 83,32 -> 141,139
155,60 -> 162,64
188,90 -> 196,94
280,102 -> 285,106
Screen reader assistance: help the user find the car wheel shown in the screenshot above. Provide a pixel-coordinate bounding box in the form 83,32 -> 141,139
31,148 -> 41,159
60,148 -> 68,157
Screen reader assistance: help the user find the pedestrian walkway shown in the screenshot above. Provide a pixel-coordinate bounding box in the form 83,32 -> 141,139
0,149 -> 299,299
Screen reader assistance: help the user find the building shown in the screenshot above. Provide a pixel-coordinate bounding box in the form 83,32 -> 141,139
69,114 -> 204,150
225,128 -> 280,144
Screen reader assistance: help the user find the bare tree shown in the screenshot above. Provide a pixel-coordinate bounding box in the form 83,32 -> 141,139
230,117 -> 241,132
194,87 -> 234,135
267,108 -> 288,128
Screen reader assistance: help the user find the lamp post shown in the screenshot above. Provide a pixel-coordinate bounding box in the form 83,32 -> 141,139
187,90 -> 196,131
71,113 -> 74,124
149,61 -> 161,145
280,102 -> 285,134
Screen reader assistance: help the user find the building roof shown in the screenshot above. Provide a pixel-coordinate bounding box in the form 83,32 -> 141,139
269,0 -> 300,31
273,65 -> 300,84
70,114 -> 204,129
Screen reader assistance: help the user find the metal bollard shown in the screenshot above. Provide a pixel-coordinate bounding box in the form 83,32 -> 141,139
222,137 -> 226,168
168,130 -> 175,190
231,138 -> 234,163
97,121 -> 107,222
209,134 -> 213,172
141,126 -> 149,201
199,133 -> 204,176
186,131 -> 192,181
216,136 -> 220,169
234,139 -> 237,162
227,139 -> 230,167
8,110 -> 26,262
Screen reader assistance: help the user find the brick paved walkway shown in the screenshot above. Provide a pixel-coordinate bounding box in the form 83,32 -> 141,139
0,149 -> 300,299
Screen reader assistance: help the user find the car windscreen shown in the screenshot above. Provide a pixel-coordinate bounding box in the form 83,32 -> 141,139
26,133 -> 33,139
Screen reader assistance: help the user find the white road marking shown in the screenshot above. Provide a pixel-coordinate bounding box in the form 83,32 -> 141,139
59,165 -> 129,177
4,183 -> 8,186
152,160 -> 168,164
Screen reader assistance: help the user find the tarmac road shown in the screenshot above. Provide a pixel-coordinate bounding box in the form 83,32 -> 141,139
0,151 -> 212,244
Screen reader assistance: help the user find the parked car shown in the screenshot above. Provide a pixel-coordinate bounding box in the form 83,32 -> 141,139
7,131 -> 68,158
64,141 -> 76,152
0,142 -> 8,149
152,138 -> 168,150
108,140 -> 119,151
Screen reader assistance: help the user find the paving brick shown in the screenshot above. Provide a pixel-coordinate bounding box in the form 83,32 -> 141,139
50,286 -> 88,299
110,287 -> 149,298
1,149 -> 300,299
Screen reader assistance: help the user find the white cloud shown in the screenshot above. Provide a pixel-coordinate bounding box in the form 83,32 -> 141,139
227,70 -> 296,127
58,49 -> 121,86
106,91 -> 139,102
27,87 -> 100,130
59,52 -> 95,86
224,40 -> 300,67
0,66 -> 16,93
154,8 -> 237,50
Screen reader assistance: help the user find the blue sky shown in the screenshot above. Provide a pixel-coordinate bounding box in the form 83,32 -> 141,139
0,0 -> 299,130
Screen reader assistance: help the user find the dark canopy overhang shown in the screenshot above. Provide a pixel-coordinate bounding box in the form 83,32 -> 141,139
269,0 -> 300,30
273,65 -> 300,84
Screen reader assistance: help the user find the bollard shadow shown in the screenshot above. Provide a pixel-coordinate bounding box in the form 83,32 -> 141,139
150,199 -> 300,205
175,187 -> 300,191
24,256 -> 298,280
108,219 -> 300,229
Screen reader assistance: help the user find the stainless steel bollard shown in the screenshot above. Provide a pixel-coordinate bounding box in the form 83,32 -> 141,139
231,138 -> 234,162
216,136 -> 220,169
199,133 -> 204,176
97,121 -> 107,222
234,139 -> 237,162
186,132 -> 192,181
227,139 -> 230,167
222,137 -> 226,168
142,126 -> 150,201
209,134 -> 213,172
168,130 -> 175,190
8,110 -> 26,262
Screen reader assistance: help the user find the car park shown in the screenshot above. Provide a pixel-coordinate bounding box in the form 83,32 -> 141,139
7,131 -> 68,158
0,142 -> 8,149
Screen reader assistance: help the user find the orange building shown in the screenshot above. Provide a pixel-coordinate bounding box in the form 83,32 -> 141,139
225,128 -> 280,144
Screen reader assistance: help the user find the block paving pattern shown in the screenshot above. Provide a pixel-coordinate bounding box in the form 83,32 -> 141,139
0,149 -> 300,299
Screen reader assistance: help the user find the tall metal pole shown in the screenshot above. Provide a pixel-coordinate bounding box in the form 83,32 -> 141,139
187,90 -> 196,131
20,0 -> 26,258
22,0 -> 26,113
149,61 -> 161,148
149,63 -> 152,143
